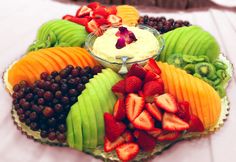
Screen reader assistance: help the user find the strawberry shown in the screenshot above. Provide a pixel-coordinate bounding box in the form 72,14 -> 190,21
104,113 -> 126,142
62,14 -> 74,20
133,110 -> 154,131
154,93 -> 178,113
113,99 -> 126,121
76,6 -> 92,18
107,6 -> 117,14
112,79 -> 125,98
134,130 -> 156,152
126,93 -> 144,121
188,114 -> 204,132
116,143 -> 139,162
107,14 -> 122,26
138,90 -> 144,97
176,101 -> 191,122
85,19 -> 100,33
68,17 -> 90,26
125,76 -> 142,93
147,128 -> 162,138
162,112 -> 189,131
126,63 -> 146,79
143,80 -> 164,102
144,70 -> 160,83
94,17 -> 110,27
144,58 -> 161,74
93,7 -> 109,18
145,103 -> 163,121
122,130 -> 134,142
157,131 -> 181,141
87,2 -> 101,10
104,136 -> 125,152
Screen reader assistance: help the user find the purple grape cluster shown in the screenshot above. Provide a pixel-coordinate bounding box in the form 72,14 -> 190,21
12,65 -> 102,143
138,15 -> 191,34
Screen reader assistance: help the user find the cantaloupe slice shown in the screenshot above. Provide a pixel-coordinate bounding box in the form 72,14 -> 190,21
117,5 -> 140,26
157,62 -> 221,129
6,47 -> 98,92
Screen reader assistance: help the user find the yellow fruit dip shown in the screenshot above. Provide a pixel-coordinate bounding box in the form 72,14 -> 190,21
92,26 -> 159,63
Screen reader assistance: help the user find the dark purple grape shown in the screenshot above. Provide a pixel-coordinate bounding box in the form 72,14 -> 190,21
81,76 -> 89,84
52,98 -> 59,105
29,112 -> 37,121
50,83 -> 59,92
70,96 -> 77,103
44,81 -> 51,90
25,93 -> 33,101
61,84 -> 68,92
48,132 -> 56,140
19,114 -> 26,122
40,130 -> 48,138
37,89 -> 45,97
61,96 -> 69,105
25,110 -> 31,117
19,80 -> 28,88
74,77 -> 81,84
22,101 -> 30,110
12,92 -> 20,99
57,114 -> 66,122
14,104 -> 20,109
55,75 -> 61,83
40,72 -> 49,80
71,68 -> 79,77
48,117 -> 57,127
38,98 -> 45,105
77,84 -> 85,92
55,91 -> 62,99
44,91 -> 53,101
43,106 -> 54,118
54,104 -> 63,113
25,118 -> 31,126
67,78 -> 76,87
51,71 -> 59,78
19,98 -> 26,106
30,122 -> 38,131
57,133 -> 66,143
58,124 -> 66,133
13,84 -> 21,92
68,89 -> 77,97
59,69 -> 69,78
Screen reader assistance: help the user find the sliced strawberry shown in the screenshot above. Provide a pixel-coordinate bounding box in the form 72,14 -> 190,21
144,70 -> 160,83
162,112 -> 189,131
107,14 -> 122,26
113,99 -> 126,121
176,101 -> 191,122
134,130 -> 156,152
94,17 -> 110,27
104,136 -> 125,152
87,2 -> 101,10
126,93 -> 144,121
147,128 -> 162,138
154,93 -> 178,113
144,58 -> 161,74
145,103 -> 163,121
126,63 -> 146,79
68,17 -> 90,26
112,79 -> 126,98
93,7 -> 109,19
188,114 -> 204,132
157,131 -> 181,141
62,14 -> 74,20
104,113 -> 126,142
85,19 -> 100,33
76,6 -> 92,18
116,143 -> 139,162
125,76 -> 142,93
133,110 -> 154,131
143,80 -> 164,102
122,130 -> 134,142
107,6 -> 117,15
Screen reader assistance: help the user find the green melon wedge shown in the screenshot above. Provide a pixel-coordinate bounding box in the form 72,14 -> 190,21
70,103 -> 83,150
66,111 -> 75,148
159,31 -> 173,61
165,27 -> 189,59
173,26 -> 202,57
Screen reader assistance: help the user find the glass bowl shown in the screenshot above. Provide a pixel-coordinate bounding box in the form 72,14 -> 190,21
85,25 -> 165,74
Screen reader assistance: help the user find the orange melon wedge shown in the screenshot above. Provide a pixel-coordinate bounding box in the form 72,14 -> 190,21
157,62 -> 221,129
117,5 -> 140,26
6,47 -> 98,92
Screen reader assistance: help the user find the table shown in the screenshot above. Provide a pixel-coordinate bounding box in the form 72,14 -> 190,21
0,0 -> 235,162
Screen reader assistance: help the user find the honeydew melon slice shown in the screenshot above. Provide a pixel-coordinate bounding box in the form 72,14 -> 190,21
66,111 -> 75,148
159,30 -> 173,61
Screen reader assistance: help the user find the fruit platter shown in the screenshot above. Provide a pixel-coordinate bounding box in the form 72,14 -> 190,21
3,2 -> 233,162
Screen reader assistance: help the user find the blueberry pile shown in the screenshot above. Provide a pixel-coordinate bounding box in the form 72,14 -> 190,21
138,15 -> 191,34
12,65 -> 102,143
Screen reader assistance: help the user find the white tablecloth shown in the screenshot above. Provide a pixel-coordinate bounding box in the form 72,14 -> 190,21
0,0 -> 236,162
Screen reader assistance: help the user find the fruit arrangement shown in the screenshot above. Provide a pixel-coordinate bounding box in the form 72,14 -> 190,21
3,1 -> 233,162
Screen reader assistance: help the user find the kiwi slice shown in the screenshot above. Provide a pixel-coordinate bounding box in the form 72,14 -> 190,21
195,62 -> 216,78
213,60 -> 228,70
208,74 -> 218,80
184,64 -> 195,74
182,55 -> 196,63
203,77 -> 215,87
167,54 -> 185,68
213,78 -> 221,86
215,84 -> 226,98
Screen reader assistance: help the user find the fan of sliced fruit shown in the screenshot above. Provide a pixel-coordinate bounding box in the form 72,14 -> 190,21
4,1 -> 233,162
